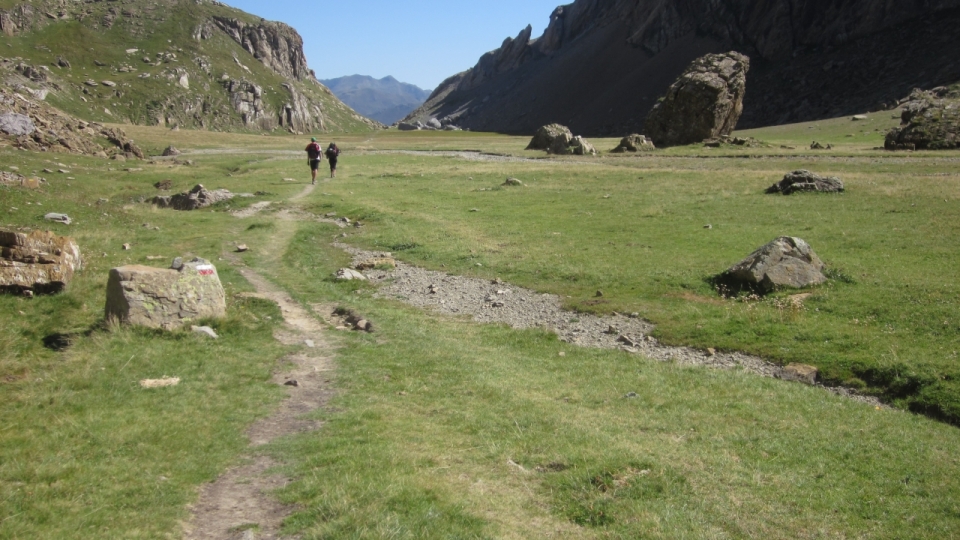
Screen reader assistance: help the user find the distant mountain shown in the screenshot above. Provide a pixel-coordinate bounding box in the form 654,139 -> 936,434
321,75 -> 432,125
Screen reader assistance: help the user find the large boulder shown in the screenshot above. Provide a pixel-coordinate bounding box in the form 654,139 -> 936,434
527,123 -> 572,150
153,184 -> 234,211
720,237 -> 827,293
766,170 -> 844,195
547,133 -> 597,156
644,52 -> 750,147
0,229 -> 82,294
162,145 -> 181,157
0,113 -> 35,136
611,134 -> 655,153
105,258 -> 226,330
885,87 -> 960,150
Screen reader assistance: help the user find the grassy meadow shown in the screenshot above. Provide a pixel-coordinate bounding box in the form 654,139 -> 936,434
2,114 -> 960,538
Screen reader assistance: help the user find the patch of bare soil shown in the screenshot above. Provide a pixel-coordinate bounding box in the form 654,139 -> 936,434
183,267 -> 334,540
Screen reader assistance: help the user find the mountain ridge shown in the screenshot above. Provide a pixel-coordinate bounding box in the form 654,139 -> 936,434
405,0 -> 960,136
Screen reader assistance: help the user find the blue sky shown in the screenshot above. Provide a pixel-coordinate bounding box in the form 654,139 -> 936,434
222,1 -> 564,91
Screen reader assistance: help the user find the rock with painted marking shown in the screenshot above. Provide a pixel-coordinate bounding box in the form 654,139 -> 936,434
105,258 -> 226,330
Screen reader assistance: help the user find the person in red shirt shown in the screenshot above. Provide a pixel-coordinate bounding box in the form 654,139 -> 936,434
305,137 -> 323,185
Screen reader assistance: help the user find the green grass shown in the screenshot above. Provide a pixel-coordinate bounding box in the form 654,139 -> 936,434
3,117 -> 960,538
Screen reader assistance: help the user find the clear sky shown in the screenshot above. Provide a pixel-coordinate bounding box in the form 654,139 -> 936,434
221,0 -> 564,91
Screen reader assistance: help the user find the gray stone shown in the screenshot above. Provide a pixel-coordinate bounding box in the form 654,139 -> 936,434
0,113 -> 35,136
503,177 -> 523,186
721,237 -> 827,293
44,213 -> 72,225
644,52 -> 750,147
778,363 -> 819,385
191,325 -> 219,339
397,122 -> 419,131
161,145 -> 181,157
527,123 -> 572,150
105,258 -> 227,330
766,170 -> 844,195
153,184 -> 234,211
427,118 -> 442,129
611,134 -> 655,153
335,268 -> 367,281
0,229 -> 82,294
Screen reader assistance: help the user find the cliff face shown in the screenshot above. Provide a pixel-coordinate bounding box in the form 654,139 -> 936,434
406,0 -> 960,134
0,0 -> 378,133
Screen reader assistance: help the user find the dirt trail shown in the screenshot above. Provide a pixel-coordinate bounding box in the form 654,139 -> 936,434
184,184 -> 334,540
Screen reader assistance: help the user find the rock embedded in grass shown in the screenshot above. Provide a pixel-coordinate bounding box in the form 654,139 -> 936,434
105,258 -> 226,330
766,170 -> 844,195
0,228 -> 82,294
720,236 -> 827,294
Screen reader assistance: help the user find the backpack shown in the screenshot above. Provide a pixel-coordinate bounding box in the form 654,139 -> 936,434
325,145 -> 339,159
306,142 -> 321,159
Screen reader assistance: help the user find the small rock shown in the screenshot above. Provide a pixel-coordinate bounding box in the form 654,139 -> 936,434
284,380 -> 299,387
235,244 -> 248,253
170,257 -> 184,270
852,115 -> 868,121
624,392 -> 638,398
503,177 -> 523,186
779,363 -> 818,385
44,213 -> 72,225
335,268 -> 367,281
706,348 -> 717,356
704,224 -> 713,229
304,339 -> 315,348
122,243 -> 131,250
595,290 -> 604,298
191,326 -> 219,339
558,351 -> 566,357
140,377 -> 180,388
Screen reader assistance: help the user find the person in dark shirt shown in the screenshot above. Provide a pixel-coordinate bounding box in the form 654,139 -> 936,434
305,137 -> 322,185
325,142 -> 340,178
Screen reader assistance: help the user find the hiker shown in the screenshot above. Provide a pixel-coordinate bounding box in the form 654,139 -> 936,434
305,137 -> 323,184
325,142 -> 340,178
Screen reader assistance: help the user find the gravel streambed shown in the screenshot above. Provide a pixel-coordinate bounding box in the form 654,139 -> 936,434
336,244 -> 883,406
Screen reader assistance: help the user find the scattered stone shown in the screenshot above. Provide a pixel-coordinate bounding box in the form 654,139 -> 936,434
624,392 -> 638,398
153,184 -> 234,211
766,170 -> 844,195
810,141 -> 832,150
162,146 -> 181,157
191,326 -> 219,339
502,177 -> 523,186
704,224 -> 713,229
548,133 -> 597,155
284,379 -> 299,387
0,229 -> 82,294
595,290 -> 604,297
56,56 -> 71,69
644,52 -> 750,147
304,339 -> 315,348
0,171 -> 40,189
105,258 -> 227,330
154,180 -> 173,190
235,244 -> 249,253
139,377 -> 180,388
44,213 -> 72,225
778,363 -> 819,385
707,348 -> 717,356
527,123 -> 572,150
101,80 -> 117,87
335,268 -> 367,281
719,237 -> 827,294
122,243 -> 131,251
611,134 -> 655,153
852,114 -> 868,121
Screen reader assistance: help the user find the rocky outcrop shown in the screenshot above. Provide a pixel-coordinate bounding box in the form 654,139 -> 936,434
0,229 -> 82,294
644,52 -> 749,147
403,0 -> 960,136
527,124 -> 572,150
0,87 -> 134,157
549,134 -> 597,156
766,170 -> 844,195
279,82 -> 324,133
223,78 -> 276,130
885,87 -> 960,150
211,16 -> 309,81
153,184 -> 234,211
719,237 -> 827,294
105,258 -> 226,330
611,134 -> 655,152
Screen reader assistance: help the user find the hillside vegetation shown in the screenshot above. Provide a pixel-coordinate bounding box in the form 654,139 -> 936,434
0,0 -> 378,133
